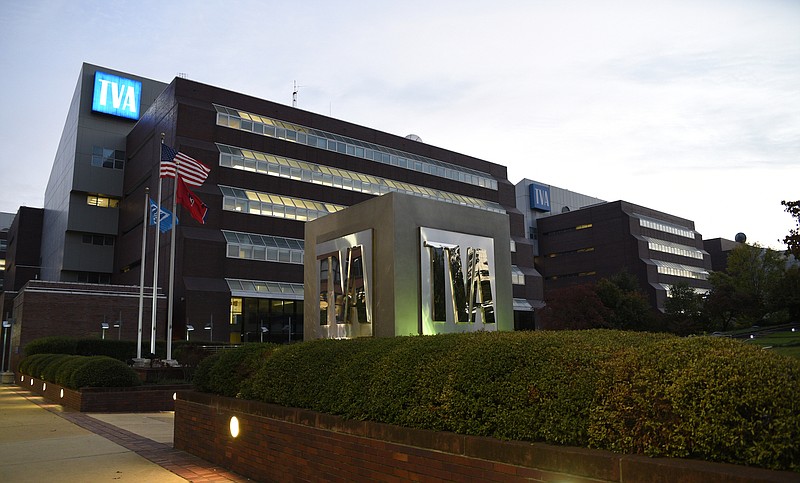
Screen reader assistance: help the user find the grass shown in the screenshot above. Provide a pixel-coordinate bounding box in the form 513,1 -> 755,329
745,330 -> 800,359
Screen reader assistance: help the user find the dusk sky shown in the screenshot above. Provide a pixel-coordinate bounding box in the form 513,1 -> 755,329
1,0 -> 798,248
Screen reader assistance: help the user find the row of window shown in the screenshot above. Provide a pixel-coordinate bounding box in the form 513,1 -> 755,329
542,223 -> 593,237
220,185 -> 344,221
91,146 -> 124,170
223,230 -> 305,264
545,271 -> 597,281
217,144 -> 504,213
226,278 -> 305,299
637,214 -> 695,239
643,236 -> 704,260
653,260 -> 709,280
82,234 -> 114,246
87,195 -> 119,208
76,272 -> 112,284
659,283 -> 710,297
546,247 -> 595,258
511,265 -> 525,285
214,104 -> 497,190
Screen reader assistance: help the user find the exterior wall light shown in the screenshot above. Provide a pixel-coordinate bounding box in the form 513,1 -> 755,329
30,378 -> 34,386
230,416 -> 240,438
172,392 -> 177,401
60,389 -> 64,398
43,383 -> 47,391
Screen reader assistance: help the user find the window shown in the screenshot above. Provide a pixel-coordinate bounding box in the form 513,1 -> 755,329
82,234 -> 115,246
87,195 -> 119,208
511,265 -> 525,285
214,104 -> 498,191
216,143 -> 505,214
76,272 -> 111,284
223,230 -> 304,264
91,146 -> 124,170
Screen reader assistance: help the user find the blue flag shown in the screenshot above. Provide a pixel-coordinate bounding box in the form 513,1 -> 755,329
149,198 -> 178,233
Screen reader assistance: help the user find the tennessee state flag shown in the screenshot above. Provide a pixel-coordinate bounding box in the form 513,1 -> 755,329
177,176 -> 208,224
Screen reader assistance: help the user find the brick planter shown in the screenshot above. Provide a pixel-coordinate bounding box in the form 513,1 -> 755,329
174,391 -> 798,483
15,373 -> 190,412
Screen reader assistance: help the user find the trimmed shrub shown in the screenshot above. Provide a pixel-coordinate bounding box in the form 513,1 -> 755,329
69,356 -> 141,389
23,353 -> 64,379
231,330 -> 799,472
55,356 -> 95,388
40,354 -> 73,382
76,339 -> 136,361
24,337 -> 78,356
194,343 -> 276,397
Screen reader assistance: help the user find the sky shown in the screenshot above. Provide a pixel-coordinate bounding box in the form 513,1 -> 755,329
0,0 -> 798,249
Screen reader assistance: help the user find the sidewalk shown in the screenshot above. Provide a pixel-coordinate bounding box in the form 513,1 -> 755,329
0,385 -> 248,482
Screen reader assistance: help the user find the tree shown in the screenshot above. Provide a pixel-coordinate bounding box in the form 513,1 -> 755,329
705,243 -> 787,328
704,272 -> 743,332
781,200 -> 800,258
538,284 -> 609,330
664,282 -> 708,336
595,272 -> 656,331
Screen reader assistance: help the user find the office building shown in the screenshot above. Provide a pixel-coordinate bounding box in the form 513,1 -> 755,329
536,200 -> 712,311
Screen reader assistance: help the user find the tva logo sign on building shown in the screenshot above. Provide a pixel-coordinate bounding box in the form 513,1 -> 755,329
91,71 -> 142,120
530,183 -> 551,212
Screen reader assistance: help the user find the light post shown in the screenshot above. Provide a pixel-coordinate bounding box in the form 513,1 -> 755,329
101,322 -> 109,340
260,324 -> 268,343
186,324 -> 194,341
2,319 -> 11,374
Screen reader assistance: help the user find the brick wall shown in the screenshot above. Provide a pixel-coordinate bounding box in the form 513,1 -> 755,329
15,373 -> 187,412
174,391 -> 797,483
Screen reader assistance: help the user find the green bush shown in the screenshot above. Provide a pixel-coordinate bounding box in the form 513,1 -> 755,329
22,353 -> 64,379
24,337 -> 78,356
193,343 -> 276,397
39,354 -> 73,382
55,356 -> 95,387
230,330 -> 799,472
76,339 -> 136,361
69,356 -> 141,389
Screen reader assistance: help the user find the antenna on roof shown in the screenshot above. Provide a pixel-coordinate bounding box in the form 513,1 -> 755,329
292,80 -> 306,108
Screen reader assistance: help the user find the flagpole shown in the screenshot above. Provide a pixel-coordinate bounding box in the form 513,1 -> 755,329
166,156 -> 179,361
151,134 -> 165,357
136,186 -> 149,359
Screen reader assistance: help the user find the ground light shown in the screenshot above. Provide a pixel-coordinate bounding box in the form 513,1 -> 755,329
229,416 -> 240,438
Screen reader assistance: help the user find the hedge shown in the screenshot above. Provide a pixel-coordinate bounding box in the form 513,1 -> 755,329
222,330 -> 800,472
70,356 -> 142,389
194,343 -> 276,397
18,354 -> 141,389
23,336 -> 216,365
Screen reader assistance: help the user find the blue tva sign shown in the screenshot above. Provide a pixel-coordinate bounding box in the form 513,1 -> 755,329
91,71 -> 142,120
529,183 -> 551,212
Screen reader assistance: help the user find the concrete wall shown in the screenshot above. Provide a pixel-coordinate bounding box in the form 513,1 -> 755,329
304,192 -> 513,339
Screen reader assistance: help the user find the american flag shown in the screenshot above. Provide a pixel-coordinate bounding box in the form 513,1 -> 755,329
160,143 -> 211,187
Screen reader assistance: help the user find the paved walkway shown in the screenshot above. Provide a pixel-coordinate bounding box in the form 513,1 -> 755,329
0,385 -> 249,482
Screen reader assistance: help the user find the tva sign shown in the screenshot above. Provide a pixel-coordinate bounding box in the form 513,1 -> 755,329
91,71 -> 142,120
529,183 -> 551,212
420,227 -> 496,334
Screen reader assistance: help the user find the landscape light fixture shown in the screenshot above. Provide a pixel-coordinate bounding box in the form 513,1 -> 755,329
204,323 -> 213,342
186,324 -> 195,341
101,322 -> 109,339
229,416 -> 240,438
